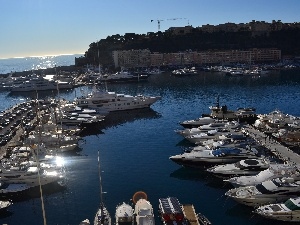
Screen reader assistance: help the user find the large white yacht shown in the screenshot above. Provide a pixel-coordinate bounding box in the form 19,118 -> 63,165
225,177 -> 300,207
75,88 -> 161,112
115,202 -> 134,225
206,158 -> 270,178
11,76 -> 54,92
169,147 -> 259,168
0,165 -> 63,188
255,197 -> 300,222
225,164 -> 300,187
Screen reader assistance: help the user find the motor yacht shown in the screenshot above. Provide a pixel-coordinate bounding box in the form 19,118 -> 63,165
169,147 -> 259,168
225,164 -> 300,187
96,70 -> 148,83
0,165 -> 63,188
225,177 -> 300,207
255,197 -> 300,222
179,117 -> 216,128
75,88 -> 161,112
206,158 -> 270,178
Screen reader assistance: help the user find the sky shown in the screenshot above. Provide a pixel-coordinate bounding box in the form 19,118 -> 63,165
0,0 -> 299,59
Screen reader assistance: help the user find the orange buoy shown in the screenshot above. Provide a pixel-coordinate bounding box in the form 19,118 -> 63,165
132,191 -> 147,204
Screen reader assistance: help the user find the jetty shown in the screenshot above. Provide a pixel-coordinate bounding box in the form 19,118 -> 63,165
242,124 -> 300,165
182,204 -> 211,225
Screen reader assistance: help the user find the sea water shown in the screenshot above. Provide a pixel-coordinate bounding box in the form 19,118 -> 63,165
0,66 -> 299,225
0,54 -> 83,75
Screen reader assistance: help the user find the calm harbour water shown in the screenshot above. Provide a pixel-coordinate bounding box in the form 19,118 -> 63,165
0,61 -> 300,225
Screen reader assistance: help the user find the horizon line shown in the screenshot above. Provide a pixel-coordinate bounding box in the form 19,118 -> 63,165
0,53 -> 85,60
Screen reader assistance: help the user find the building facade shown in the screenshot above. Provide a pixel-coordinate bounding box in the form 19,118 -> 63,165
112,48 -> 281,68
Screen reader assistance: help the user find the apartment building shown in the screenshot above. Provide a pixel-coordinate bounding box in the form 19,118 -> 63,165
112,48 -> 281,68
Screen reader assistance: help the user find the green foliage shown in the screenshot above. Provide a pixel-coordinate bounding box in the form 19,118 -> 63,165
76,28 -> 300,67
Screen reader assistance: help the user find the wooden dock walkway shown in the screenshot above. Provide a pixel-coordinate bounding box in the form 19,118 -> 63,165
182,204 -> 212,225
242,124 -> 300,165
182,204 -> 199,225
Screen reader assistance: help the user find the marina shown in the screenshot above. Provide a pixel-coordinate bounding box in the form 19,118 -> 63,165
0,56 -> 299,224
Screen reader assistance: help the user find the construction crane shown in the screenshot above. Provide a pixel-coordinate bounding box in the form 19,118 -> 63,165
151,18 -> 189,31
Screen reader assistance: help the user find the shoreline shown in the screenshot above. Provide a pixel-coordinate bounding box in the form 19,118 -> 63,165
0,65 -> 80,77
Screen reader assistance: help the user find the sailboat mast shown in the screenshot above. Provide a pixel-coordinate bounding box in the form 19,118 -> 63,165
98,150 -> 103,205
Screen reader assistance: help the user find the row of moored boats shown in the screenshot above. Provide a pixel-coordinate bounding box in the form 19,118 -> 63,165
169,103 -> 300,222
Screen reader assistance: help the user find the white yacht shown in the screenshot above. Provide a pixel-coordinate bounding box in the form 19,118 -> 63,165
10,75 -> 59,92
184,129 -> 237,144
169,147 -> 259,168
96,70 -> 148,83
0,165 -> 63,188
134,198 -> 155,225
115,202 -> 134,225
225,164 -> 300,187
179,117 -> 216,128
75,88 -> 161,112
0,182 -> 30,195
206,158 -> 270,178
255,197 -> 300,222
225,177 -> 300,207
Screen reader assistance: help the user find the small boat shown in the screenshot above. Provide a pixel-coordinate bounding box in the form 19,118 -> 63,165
255,197 -> 300,222
115,202 -> 134,225
133,191 -> 155,225
0,200 -> 12,211
80,219 -> 90,225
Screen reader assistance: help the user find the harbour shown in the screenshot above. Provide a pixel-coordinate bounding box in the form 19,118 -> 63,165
0,56 -> 299,224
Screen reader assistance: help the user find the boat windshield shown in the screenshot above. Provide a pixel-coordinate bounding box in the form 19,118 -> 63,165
284,199 -> 300,210
212,148 -> 241,156
256,180 -> 277,193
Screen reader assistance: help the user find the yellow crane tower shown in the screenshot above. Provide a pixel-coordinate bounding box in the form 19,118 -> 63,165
151,18 -> 189,31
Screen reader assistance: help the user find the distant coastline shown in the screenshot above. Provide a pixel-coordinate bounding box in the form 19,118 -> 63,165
0,65 -> 79,77
0,54 -> 83,76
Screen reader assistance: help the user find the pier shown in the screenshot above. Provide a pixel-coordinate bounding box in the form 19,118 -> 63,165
182,204 -> 212,225
242,124 -> 300,165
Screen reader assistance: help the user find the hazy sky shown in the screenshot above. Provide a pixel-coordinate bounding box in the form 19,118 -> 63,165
1,0 -> 299,59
